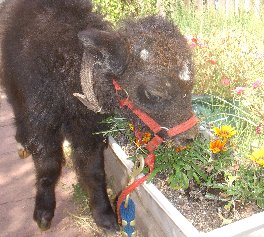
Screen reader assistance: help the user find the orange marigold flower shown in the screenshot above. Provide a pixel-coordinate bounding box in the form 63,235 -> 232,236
209,139 -> 226,153
142,132 -> 152,144
213,125 -> 236,139
175,146 -> 188,152
135,132 -> 151,146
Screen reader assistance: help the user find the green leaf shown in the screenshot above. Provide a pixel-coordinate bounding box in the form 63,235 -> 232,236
192,172 -> 201,184
184,164 -> 192,171
182,173 -> 190,189
257,198 -> 264,209
191,163 -> 208,181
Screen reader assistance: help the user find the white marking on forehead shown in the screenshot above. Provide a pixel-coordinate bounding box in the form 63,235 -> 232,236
140,49 -> 149,61
165,82 -> 171,87
179,61 -> 191,81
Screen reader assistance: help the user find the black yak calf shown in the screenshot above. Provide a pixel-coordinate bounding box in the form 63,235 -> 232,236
0,0 -> 198,232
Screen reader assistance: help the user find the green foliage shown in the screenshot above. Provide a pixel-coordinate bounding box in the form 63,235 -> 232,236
153,138 -> 209,190
233,82 -> 264,126
205,155 -> 264,208
193,95 -> 264,207
92,0 -> 157,25
169,4 -> 264,100
96,116 -> 128,137
190,31 -> 264,98
193,95 -> 264,153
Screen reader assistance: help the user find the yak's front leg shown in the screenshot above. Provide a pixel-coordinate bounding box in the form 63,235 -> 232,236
31,131 -> 63,230
70,134 -> 119,232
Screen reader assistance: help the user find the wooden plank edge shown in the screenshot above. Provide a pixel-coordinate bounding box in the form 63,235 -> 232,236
201,212 -> 264,237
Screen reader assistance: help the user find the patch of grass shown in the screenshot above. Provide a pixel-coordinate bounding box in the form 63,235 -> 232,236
72,183 -> 89,209
71,184 -> 108,236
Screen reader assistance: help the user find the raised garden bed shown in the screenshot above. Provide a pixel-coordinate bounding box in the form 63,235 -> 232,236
104,136 -> 264,237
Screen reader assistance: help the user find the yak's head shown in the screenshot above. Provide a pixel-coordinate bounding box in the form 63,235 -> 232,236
75,16 -> 198,147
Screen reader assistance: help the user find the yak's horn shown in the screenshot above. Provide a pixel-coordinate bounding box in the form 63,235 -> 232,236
73,55 -> 104,113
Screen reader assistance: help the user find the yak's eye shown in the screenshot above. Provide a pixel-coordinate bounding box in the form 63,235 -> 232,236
144,90 -> 162,102
137,86 -> 170,105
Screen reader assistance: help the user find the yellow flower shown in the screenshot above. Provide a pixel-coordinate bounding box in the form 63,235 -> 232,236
128,123 -> 134,132
249,147 -> 264,167
213,125 -> 236,139
209,139 -> 226,153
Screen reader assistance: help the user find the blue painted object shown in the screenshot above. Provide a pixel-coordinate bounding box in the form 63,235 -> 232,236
120,198 -> 136,237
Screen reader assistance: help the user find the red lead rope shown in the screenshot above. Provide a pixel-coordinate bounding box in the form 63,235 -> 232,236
112,80 -> 198,224
116,135 -> 163,224
120,99 -> 162,134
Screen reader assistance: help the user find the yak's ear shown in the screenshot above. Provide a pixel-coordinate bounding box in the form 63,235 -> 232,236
73,29 -> 128,114
78,29 -> 128,75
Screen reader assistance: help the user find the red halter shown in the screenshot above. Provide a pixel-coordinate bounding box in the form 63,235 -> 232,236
112,80 -> 198,223
113,79 -> 198,138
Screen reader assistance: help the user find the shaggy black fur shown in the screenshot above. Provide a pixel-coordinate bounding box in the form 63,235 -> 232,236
0,0 -> 197,232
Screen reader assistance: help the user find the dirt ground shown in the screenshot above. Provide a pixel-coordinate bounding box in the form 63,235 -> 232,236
0,92 -> 95,237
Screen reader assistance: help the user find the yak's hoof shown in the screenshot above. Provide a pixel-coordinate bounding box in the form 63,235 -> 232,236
36,217 -> 51,231
93,209 -> 119,233
34,209 -> 53,231
17,143 -> 31,159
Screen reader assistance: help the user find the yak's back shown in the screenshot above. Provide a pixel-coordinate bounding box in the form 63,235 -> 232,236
1,0 -> 110,100
0,0 -> 111,123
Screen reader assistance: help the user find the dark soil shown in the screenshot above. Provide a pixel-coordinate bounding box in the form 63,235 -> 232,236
153,173 -> 261,232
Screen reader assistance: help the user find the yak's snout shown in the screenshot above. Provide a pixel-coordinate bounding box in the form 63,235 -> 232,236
169,125 -> 199,148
